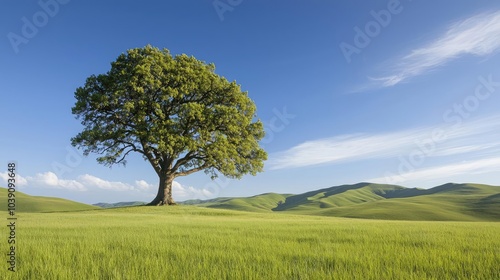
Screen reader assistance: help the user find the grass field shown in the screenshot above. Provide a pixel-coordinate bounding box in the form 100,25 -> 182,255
8,206 -> 500,280
0,188 -> 99,213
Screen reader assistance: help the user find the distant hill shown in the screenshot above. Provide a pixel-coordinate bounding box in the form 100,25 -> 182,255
3,182 -> 498,221
183,193 -> 293,213
0,187 -> 100,212
187,183 -> 500,221
94,201 -> 146,208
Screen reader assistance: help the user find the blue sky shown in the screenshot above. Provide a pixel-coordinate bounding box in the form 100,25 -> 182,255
1,0 -> 500,204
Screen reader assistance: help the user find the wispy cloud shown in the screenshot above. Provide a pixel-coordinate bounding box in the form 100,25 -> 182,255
429,144 -> 497,157
373,10 -> 500,87
268,115 -> 500,170
368,157 -> 500,184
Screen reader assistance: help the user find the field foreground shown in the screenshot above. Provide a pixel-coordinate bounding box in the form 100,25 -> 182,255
9,206 -> 500,279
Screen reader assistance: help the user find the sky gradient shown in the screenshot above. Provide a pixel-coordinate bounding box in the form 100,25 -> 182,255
1,0 -> 500,204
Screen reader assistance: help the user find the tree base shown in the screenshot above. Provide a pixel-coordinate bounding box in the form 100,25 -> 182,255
148,176 -> 176,206
146,198 -> 177,206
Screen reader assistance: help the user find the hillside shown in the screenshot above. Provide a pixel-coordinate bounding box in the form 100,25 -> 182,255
189,183 -> 500,221
198,193 -> 292,212
2,183 -> 498,221
0,187 -> 100,212
94,201 -> 146,208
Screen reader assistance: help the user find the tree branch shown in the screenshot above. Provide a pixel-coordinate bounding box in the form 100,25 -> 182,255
140,139 -> 162,175
115,146 -> 140,164
174,163 -> 209,177
171,151 -> 195,172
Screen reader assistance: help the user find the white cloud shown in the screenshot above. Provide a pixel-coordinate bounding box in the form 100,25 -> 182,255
269,115 -> 500,170
135,180 -> 153,191
369,157 -> 500,184
0,172 -> 28,187
374,10 -> 500,87
28,172 -> 87,191
75,175 -> 213,199
429,145 -> 497,157
269,132 -> 412,170
0,155 -> 219,203
78,174 -> 134,191
172,181 -> 214,200
2,169 -> 213,201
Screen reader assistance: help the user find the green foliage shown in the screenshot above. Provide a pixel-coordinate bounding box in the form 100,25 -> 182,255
15,207 -> 500,279
71,45 -> 266,181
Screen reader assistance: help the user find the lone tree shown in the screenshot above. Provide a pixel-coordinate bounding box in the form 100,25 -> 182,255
71,45 -> 267,205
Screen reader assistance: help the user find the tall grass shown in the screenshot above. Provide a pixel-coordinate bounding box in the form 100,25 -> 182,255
9,207 -> 500,279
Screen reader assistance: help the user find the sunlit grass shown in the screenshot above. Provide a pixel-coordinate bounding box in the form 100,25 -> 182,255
10,206 -> 500,279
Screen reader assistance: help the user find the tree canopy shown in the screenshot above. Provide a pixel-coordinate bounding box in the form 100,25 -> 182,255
71,45 -> 267,205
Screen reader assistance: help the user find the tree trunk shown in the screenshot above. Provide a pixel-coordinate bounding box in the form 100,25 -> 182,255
147,174 -> 176,206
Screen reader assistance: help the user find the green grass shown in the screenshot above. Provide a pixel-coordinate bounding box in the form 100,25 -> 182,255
0,187 -> 99,212
7,206 -> 500,279
193,183 -> 500,221
93,201 -> 146,208
203,193 -> 292,212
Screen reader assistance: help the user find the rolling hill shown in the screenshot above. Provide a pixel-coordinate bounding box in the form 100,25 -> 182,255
94,201 -> 146,208
2,183 -> 498,221
184,193 -> 293,212
187,183 -> 500,221
0,187 -> 100,212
